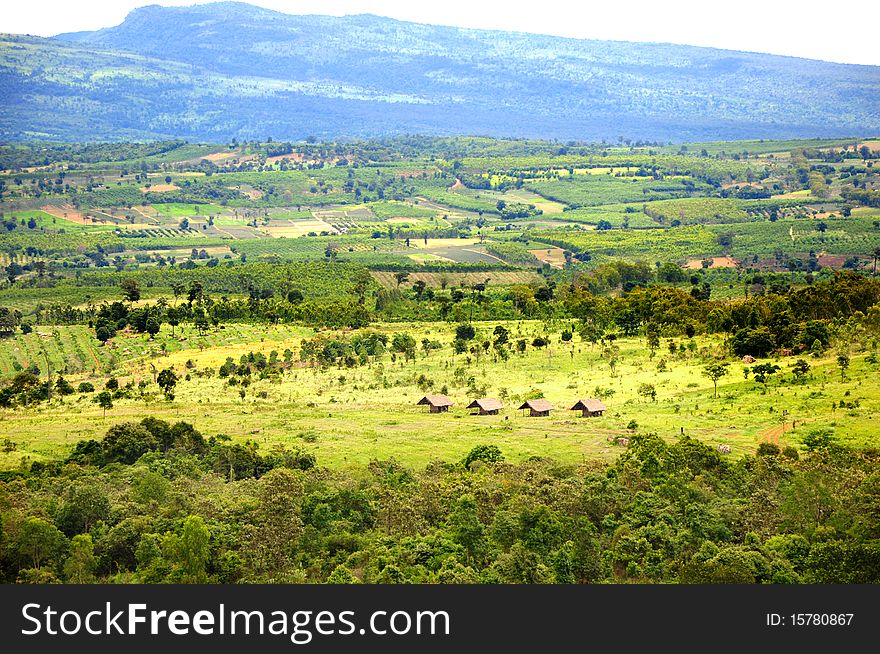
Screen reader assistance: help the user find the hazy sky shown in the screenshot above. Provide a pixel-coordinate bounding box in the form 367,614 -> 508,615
4,0 -> 879,66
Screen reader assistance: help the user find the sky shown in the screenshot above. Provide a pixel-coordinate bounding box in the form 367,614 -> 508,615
3,0 -> 879,66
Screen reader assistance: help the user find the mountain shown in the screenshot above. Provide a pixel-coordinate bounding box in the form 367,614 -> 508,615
1,1 -> 878,142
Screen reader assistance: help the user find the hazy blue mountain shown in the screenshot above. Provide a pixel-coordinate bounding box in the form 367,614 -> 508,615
1,1 -> 877,142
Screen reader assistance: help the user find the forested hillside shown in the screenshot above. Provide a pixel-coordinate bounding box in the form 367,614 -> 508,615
1,1 -> 878,142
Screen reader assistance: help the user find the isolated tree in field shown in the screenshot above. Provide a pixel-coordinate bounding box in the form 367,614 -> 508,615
456,323 -> 476,341
157,368 -> 179,401
493,325 -> 509,347
791,359 -> 810,383
873,246 -> 880,276
702,362 -> 729,398
645,323 -> 660,358
637,383 -> 657,402
95,391 -> 113,417
394,271 -> 410,288
120,278 -> 141,303
391,332 -> 416,363
837,353 -> 850,382
751,362 -> 781,393
412,279 -> 427,300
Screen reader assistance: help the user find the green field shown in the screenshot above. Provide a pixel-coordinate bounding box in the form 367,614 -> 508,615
3,136 -> 880,585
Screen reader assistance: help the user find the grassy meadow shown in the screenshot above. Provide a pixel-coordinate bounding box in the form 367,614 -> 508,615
1,320 -> 874,471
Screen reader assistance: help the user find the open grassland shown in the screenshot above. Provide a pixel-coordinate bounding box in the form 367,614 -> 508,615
1,321 -> 875,470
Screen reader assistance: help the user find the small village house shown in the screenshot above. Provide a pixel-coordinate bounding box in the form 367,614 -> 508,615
467,398 -> 503,415
518,399 -> 552,417
417,394 -> 453,413
571,398 -> 607,417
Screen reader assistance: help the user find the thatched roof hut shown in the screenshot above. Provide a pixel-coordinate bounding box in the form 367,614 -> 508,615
571,398 -> 607,417
467,398 -> 503,415
518,399 -> 552,417
417,394 -> 453,413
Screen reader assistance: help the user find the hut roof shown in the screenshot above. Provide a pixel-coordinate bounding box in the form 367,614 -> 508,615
571,398 -> 607,412
518,399 -> 552,412
467,398 -> 503,411
417,394 -> 453,407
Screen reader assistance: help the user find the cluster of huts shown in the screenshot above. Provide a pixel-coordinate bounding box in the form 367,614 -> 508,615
416,395 -> 607,417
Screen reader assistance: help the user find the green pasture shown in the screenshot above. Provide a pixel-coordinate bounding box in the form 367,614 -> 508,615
1,321 -> 876,470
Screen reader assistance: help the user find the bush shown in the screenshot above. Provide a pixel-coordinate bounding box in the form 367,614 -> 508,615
77,382 -> 95,393
802,428 -> 835,452
757,442 -> 780,456
463,444 -> 504,469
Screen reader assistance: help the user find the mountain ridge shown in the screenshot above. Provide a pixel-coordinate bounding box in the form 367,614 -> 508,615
1,1 -> 877,142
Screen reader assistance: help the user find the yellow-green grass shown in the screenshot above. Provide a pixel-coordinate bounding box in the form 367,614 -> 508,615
2,321 -> 876,470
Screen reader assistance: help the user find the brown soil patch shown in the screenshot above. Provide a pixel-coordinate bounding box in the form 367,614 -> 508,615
40,205 -> 93,225
266,153 -> 305,164
857,140 -> 880,152
529,247 -> 567,268
683,256 -> 739,269
141,183 -> 178,193
817,254 -> 858,268
448,179 -> 465,191
201,151 -> 240,162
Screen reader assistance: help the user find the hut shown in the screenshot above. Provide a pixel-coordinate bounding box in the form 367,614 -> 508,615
467,398 -> 503,415
417,394 -> 453,413
571,398 -> 607,417
518,399 -> 552,417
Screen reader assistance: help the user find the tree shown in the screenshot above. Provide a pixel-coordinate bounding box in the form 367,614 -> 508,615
791,359 -> 811,383
731,327 -> 776,358
493,325 -> 510,347
448,495 -> 488,566
57,485 -> 111,535
166,306 -> 180,336
63,534 -> 97,583
837,353 -> 850,382
178,515 -> 210,583
120,278 -> 141,303
157,368 -> 179,400
101,422 -> 157,464
751,362 -> 781,392
15,517 -> 66,570
637,383 -> 657,402
145,316 -> 161,338
703,363 -> 729,398
455,324 -> 476,341
394,271 -> 410,288
645,323 -> 660,357
390,332 -> 416,363
464,444 -> 504,468
95,391 -> 113,417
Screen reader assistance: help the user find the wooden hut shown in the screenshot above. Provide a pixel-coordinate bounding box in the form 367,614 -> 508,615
571,398 -> 607,417
518,399 -> 552,417
417,394 -> 453,413
467,398 -> 503,415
